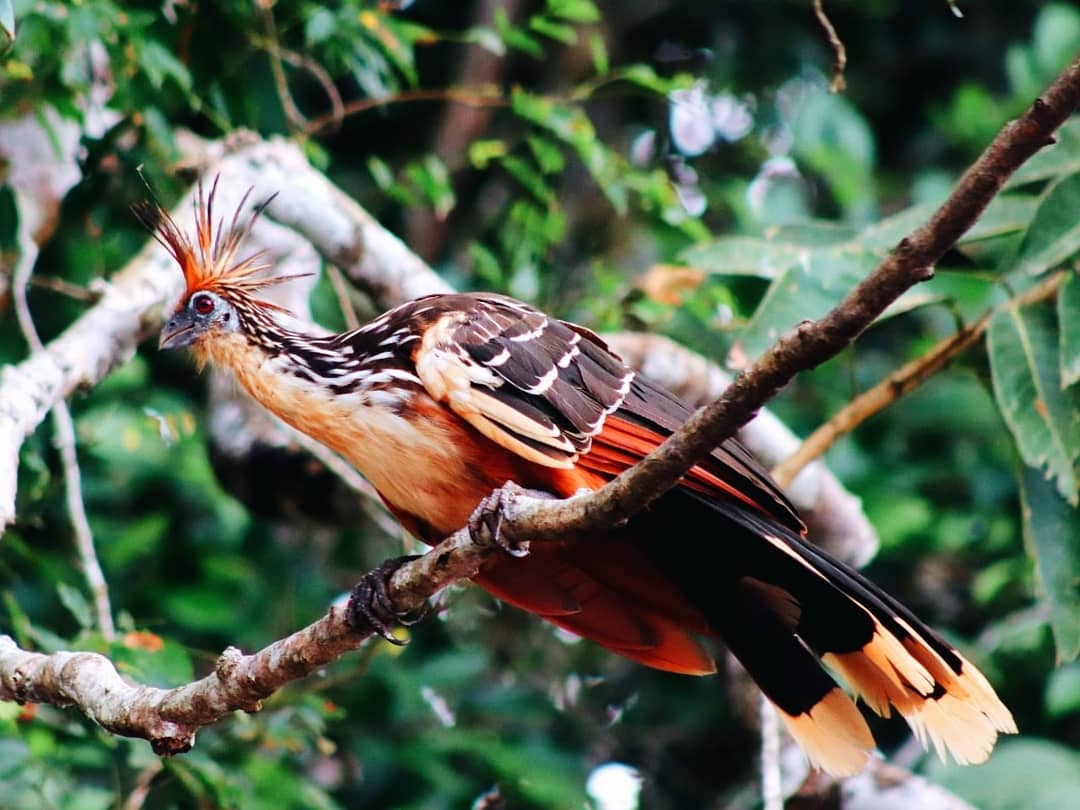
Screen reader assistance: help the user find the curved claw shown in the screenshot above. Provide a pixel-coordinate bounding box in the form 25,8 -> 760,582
467,483 -> 559,559
345,555 -> 429,643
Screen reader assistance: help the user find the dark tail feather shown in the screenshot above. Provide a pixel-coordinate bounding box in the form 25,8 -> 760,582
712,585 -> 876,775
678,494 -> 1017,775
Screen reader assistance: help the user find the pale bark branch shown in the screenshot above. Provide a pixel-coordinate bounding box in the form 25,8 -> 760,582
11,230 -> 115,641
0,509 -> 496,753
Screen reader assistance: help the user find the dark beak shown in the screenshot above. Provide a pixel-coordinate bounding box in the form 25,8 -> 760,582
159,312 -> 197,350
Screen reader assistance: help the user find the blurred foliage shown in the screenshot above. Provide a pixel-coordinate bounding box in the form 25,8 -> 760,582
1,1 -> 1080,808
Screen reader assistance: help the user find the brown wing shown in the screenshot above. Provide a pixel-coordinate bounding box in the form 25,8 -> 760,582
414,291 -> 801,530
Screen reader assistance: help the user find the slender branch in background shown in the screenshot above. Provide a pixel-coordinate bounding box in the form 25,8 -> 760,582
812,0 -> 848,93
256,0 -> 308,133
276,46 -> 345,134
122,759 -> 164,810
11,227 -> 116,642
772,269 -> 1069,488
326,263 -> 361,331
303,87 -> 510,137
28,275 -> 102,303
761,695 -> 784,810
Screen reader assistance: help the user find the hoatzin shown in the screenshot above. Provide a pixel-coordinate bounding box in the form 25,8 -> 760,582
141,182 -> 1015,776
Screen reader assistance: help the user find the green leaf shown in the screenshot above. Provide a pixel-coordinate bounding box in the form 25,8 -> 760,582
468,139 -> 508,169
1021,467 -> 1080,661
304,8 -> 337,45
500,155 -> 554,203
789,87 -> 876,218
989,303 -> 1080,505
527,135 -> 565,174
494,7 -> 544,58
1032,3 -> 1080,78
1007,117 -> 1080,188
1060,271 -> 1080,387
404,154 -> 456,219
1017,171 -> 1080,275
366,155 -> 395,190
56,582 -> 93,630
1045,661 -> 1080,717
529,15 -> 577,45
587,30 -> 608,74
681,235 -> 806,279
463,25 -> 505,56
138,40 -> 192,92
110,635 -> 194,688
962,193 -> 1040,243
546,0 -> 600,23
928,738 -> 1080,810
736,247 -> 879,359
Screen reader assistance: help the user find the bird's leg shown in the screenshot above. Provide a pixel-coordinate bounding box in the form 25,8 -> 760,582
345,555 -> 429,644
467,482 -> 558,559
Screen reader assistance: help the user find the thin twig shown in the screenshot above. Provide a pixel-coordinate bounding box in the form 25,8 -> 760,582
277,46 -> 345,135
123,758 -> 164,810
256,0 -> 308,133
326,263 -> 360,331
812,0 -> 848,93
28,274 -> 101,303
772,270 -> 1068,487
303,86 -> 509,137
761,695 -> 784,810
11,228 -> 116,641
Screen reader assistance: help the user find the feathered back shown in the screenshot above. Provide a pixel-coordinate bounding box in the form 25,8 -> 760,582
133,175 -> 295,312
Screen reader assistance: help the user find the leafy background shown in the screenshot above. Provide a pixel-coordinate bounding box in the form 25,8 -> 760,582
1,1 -> 1079,808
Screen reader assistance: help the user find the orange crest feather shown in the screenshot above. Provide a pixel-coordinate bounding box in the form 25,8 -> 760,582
133,175 -> 302,312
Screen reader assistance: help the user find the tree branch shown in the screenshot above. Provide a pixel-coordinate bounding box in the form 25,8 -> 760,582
0,507 -> 497,752
772,269 -> 1069,488
471,54 -> 1080,545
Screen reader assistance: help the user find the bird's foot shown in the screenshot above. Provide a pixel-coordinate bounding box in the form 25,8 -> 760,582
345,555 -> 429,644
468,482 -> 558,559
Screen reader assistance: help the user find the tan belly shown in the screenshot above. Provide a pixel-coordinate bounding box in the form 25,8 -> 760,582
231,357 -> 498,534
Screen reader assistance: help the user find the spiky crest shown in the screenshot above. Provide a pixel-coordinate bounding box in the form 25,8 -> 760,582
133,175 -> 302,314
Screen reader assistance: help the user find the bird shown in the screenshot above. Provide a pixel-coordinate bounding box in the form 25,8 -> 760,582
139,179 -> 1016,777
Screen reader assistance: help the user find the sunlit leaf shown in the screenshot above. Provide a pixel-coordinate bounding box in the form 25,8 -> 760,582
529,15 -> 577,45
546,0 -> 600,23
464,25 -> 505,56
1017,171 -> 1080,275
989,302 -> 1080,505
494,7 -> 544,57
1021,467 -> 1080,661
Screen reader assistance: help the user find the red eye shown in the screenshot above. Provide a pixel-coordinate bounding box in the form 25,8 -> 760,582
192,294 -> 215,315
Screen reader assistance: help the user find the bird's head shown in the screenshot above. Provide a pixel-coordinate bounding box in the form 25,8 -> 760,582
135,176 -> 300,360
